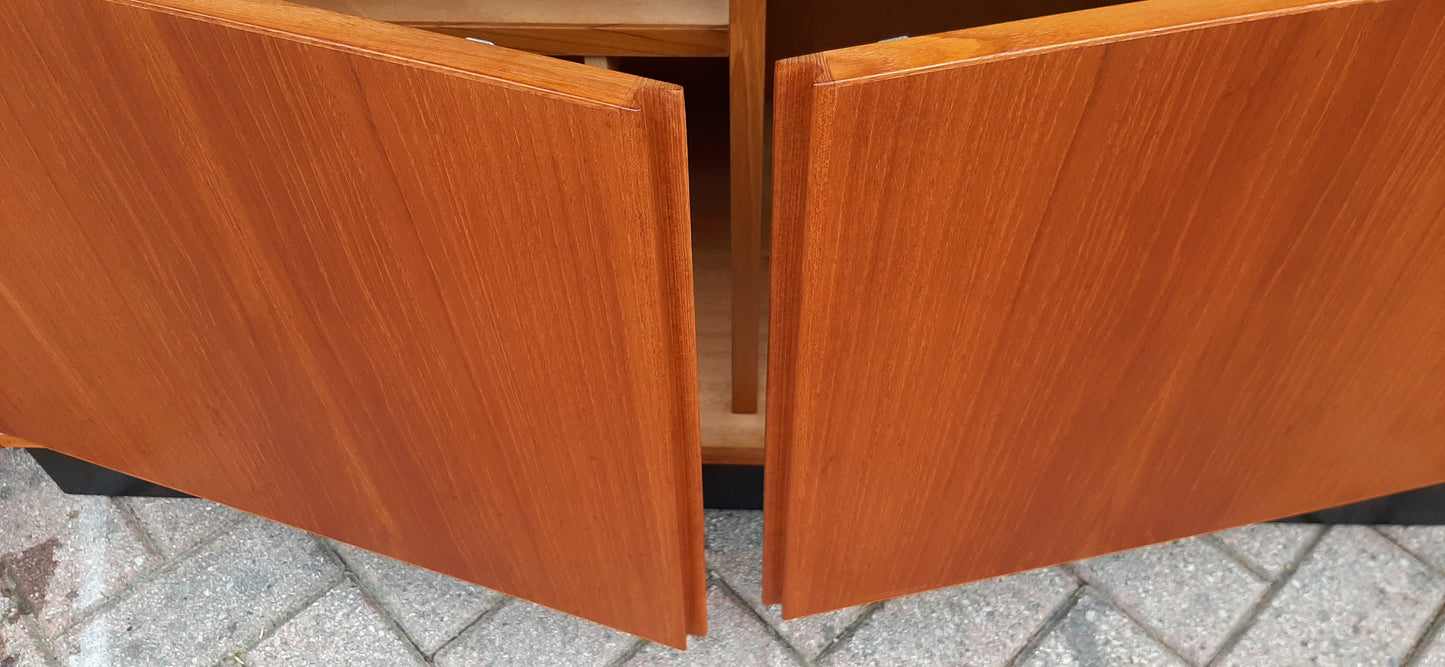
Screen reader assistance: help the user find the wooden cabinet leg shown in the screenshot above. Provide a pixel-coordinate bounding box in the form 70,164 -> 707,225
729,0 -> 765,413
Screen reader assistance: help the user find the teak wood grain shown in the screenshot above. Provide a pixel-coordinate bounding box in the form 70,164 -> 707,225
767,0 -> 1445,616
729,0 -> 766,414
0,0 -> 704,645
0,435 -> 41,450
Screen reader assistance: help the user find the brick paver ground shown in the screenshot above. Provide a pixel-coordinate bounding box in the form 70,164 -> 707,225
3,449 -> 1444,666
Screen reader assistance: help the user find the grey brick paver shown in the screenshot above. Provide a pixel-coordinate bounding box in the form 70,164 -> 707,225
334,543 -> 500,655
1410,622 -> 1445,667
1022,591 -> 1186,667
119,497 -> 246,558
1379,526 -> 1445,573
823,566 -> 1076,666
1075,536 -> 1267,663
1212,523 -> 1323,579
7,450 -> 1445,665
1,580 -> 51,667
1219,526 -> 1445,666
242,579 -> 426,666
629,584 -> 800,666
433,599 -> 632,667
51,519 -> 340,666
705,511 -> 865,659
0,450 -> 157,636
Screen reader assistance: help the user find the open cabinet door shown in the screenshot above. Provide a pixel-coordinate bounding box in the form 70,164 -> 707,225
767,0 -> 1445,617
0,0 -> 704,646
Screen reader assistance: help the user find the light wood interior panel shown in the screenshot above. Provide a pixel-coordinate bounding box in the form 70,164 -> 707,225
295,0 -> 727,27
0,0 -> 704,645
694,136 -> 767,465
420,24 -> 729,57
289,0 -> 730,57
768,0 -> 1445,617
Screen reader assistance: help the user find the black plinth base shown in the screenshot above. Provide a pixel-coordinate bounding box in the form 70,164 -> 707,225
27,449 -> 192,498
25,449 -> 1445,521
703,465 -> 764,510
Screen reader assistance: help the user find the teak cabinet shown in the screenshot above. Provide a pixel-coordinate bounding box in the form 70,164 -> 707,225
2,0 -> 1442,648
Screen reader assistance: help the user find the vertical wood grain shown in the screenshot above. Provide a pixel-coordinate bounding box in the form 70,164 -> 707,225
728,0 -> 766,413
0,0 -> 704,646
762,53 -> 834,606
769,0 -> 1445,617
631,80 -> 709,637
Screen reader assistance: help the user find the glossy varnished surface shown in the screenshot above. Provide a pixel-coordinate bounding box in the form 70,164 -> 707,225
0,0 -> 703,645
767,0 -> 1445,616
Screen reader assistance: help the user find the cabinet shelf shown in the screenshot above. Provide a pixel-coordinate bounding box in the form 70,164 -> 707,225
293,0 -> 730,55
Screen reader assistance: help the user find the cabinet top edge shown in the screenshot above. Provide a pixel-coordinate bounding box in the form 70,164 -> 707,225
114,0 -> 664,110
789,0 -> 1385,86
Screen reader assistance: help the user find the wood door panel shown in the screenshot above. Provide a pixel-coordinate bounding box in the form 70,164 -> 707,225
0,0 -> 704,645
767,0 -> 1445,616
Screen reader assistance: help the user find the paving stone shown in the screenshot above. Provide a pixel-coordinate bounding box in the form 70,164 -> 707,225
1075,536 -> 1267,663
1219,526 -> 1445,666
1379,526 -> 1445,573
120,497 -> 246,558
433,599 -> 632,667
1412,628 -> 1445,667
335,543 -> 499,654
824,566 -> 1076,666
243,579 -> 425,666
1022,591 -> 1185,667
0,449 -> 158,635
1212,523 -> 1323,578
52,519 -> 341,666
1,582 -> 51,667
630,584 -> 799,666
705,511 -> 865,659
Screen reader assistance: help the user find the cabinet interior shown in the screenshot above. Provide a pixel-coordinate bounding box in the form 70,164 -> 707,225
292,0 -> 727,26
626,58 -> 768,466
290,0 -> 730,55
767,0 -> 1134,61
